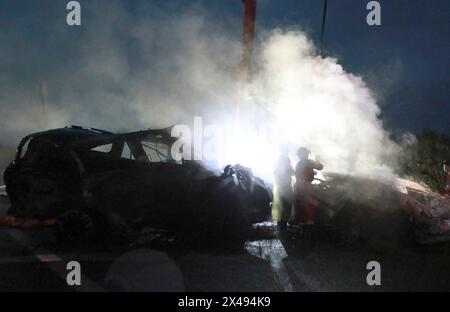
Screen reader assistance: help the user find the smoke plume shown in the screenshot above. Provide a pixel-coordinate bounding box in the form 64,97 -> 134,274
0,1 -> 398,180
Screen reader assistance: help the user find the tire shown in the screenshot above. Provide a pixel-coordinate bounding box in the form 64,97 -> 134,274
54,209 -> 94,245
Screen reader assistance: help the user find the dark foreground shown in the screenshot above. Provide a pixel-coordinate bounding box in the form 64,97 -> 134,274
0,195 -> 449,292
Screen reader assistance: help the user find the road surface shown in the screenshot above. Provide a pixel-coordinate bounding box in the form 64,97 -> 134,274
0,194 -> 449,291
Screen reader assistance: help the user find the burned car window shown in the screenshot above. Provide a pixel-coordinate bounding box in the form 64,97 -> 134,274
21,139 -> 56,167
18,137 -> 31,160
90,143 -> 113,153
18,138 -> 77,172
121,142 -> 135,160
141,141 -> 169,163
74,140 -> 128,174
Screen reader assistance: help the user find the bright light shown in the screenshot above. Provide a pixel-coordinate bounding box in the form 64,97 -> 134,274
214,30 -> 397,181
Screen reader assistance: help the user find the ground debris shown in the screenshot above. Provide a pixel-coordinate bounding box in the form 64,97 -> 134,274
0,215 -> 55,228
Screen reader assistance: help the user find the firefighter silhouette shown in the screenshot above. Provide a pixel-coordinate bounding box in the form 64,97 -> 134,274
293,147 -> 323,224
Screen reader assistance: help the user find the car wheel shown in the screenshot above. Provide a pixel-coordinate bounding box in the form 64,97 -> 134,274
54,209 -> 94,245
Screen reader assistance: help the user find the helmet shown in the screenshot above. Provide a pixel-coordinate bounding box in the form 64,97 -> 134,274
296,147 -> 310,158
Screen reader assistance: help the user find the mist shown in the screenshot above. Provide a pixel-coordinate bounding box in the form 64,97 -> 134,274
0,1 -> 398,181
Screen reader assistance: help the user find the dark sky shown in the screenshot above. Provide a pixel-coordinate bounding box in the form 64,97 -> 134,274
1,0 -> 449,136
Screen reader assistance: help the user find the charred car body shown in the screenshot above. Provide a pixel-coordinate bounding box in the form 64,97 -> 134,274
3,126 -> 272,245
291,174 -> 450,247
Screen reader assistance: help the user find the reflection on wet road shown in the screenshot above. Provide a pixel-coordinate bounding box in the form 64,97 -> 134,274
1,196 -> 450,291
245,238 -> 294,292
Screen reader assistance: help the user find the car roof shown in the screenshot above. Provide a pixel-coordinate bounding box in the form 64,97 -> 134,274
25,126 -> 116,148
24,126 -> 177,149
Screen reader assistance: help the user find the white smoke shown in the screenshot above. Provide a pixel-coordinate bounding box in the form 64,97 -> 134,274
244,30 -> 398,178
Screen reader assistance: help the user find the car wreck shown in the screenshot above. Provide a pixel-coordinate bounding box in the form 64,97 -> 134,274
3,126 -> 272,245
289,174 -> 450,247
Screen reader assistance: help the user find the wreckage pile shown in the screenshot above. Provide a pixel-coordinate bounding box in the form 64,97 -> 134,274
399,178 -> 450,244
313,173 -> 450,249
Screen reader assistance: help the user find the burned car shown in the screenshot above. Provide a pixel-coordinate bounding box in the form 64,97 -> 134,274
289,174 -> 450,248
3,126 -> 272,245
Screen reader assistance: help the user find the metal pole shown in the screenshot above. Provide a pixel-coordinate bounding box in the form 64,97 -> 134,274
236,0 -> 257,130
240,0 -> 257,85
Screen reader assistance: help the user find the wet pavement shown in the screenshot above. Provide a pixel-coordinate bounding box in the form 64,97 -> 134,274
0,195 -> 449,291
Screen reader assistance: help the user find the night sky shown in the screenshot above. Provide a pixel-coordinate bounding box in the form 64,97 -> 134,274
1,0 -> 449,136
